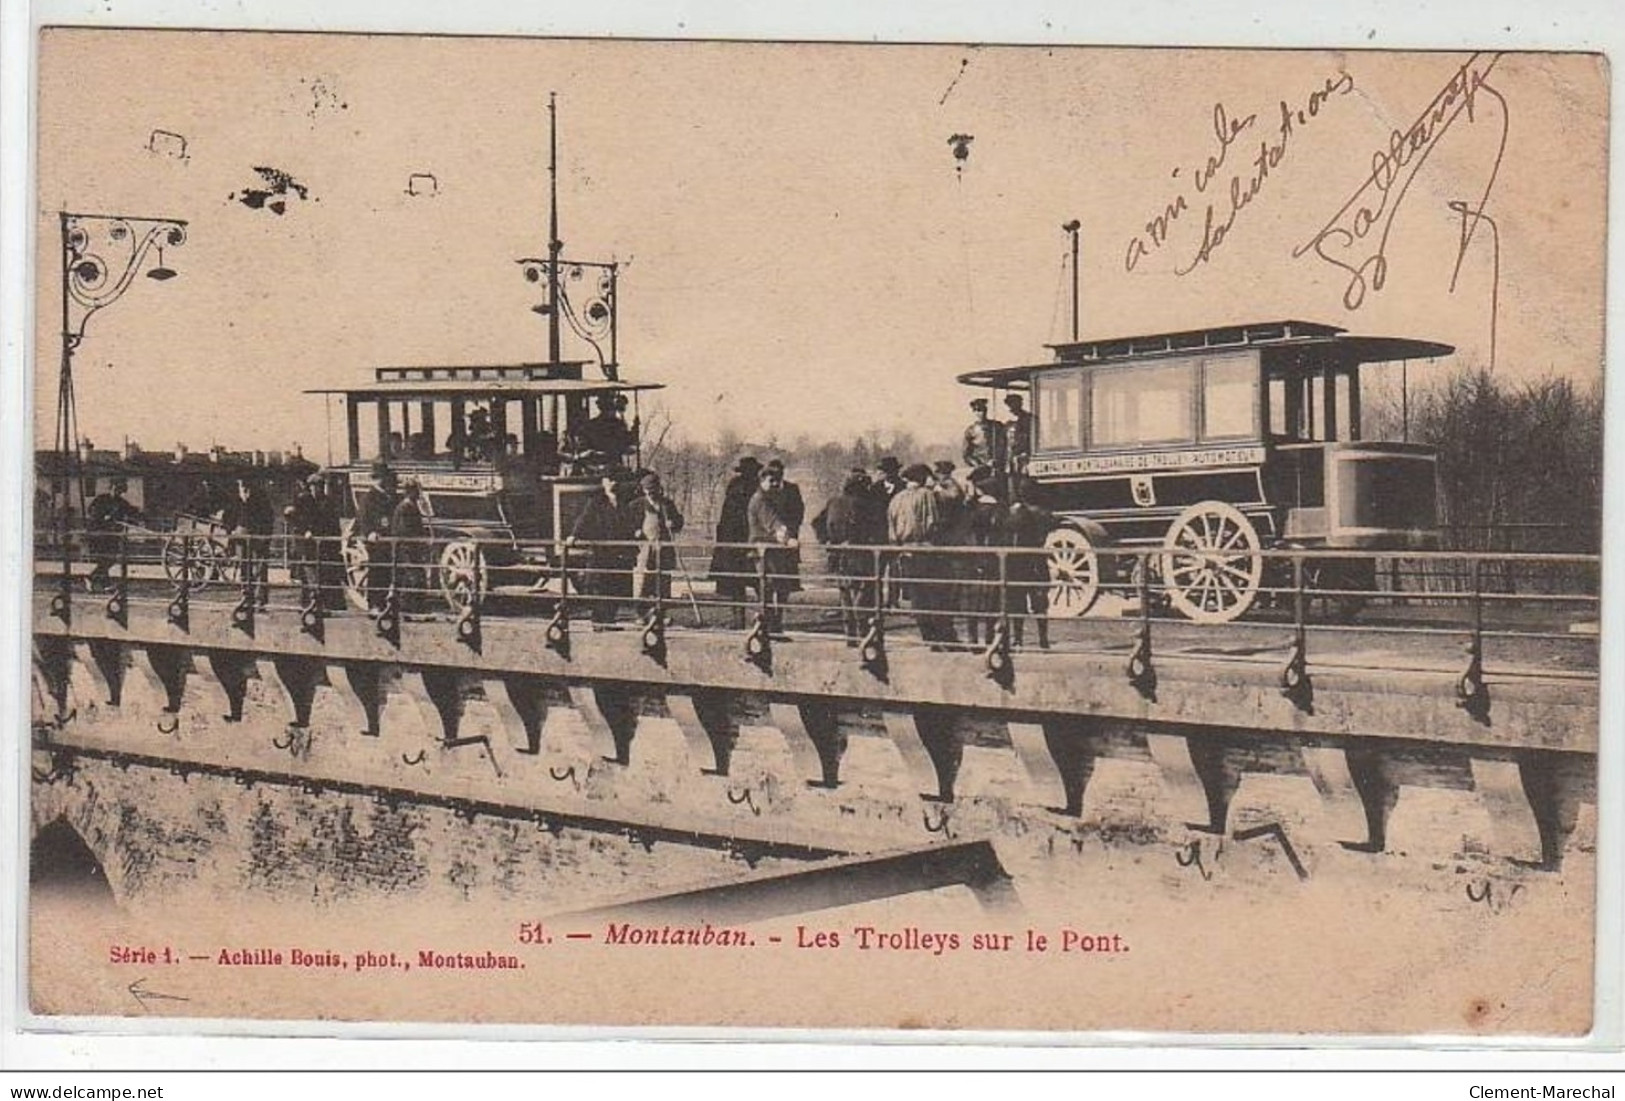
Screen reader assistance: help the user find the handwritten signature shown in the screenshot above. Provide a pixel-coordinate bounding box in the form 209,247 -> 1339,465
1295,53 -> 1508,311
1125,72 -> 1355,275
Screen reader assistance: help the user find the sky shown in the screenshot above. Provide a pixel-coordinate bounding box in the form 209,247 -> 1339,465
31,33 -> 1609,457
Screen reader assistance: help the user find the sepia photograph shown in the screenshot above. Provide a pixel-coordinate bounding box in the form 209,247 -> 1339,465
18,28 -> 1611,1038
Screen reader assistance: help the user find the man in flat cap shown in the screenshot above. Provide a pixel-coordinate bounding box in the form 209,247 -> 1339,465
284,472 -> 332,607
632,470 -> 684,615
887,462 -> 957,648
747,461 -> 801,634
85,477 -> 142,592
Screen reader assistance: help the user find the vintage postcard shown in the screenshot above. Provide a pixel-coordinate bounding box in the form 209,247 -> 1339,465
22,30 -> 1608,1037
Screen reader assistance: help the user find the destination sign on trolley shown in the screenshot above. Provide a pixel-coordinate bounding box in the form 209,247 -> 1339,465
357,472 -> 499,491
1028,445 -> 1267,477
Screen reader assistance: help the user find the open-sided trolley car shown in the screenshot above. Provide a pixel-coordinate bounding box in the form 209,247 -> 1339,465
307,363 -> 662,613
958,320 -> 1451,623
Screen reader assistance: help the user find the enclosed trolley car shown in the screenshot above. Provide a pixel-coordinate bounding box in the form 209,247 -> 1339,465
958,320 -> 1451,623
307,363 -> 662,613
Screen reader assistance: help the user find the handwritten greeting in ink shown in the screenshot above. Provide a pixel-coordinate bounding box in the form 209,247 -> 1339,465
1124,72 -> 1355,276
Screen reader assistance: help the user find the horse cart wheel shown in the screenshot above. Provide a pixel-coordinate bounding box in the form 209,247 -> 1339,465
162,533 -> 227,591
437,540 -> 487,614
341,535 -> 371,612
1044,525 -> 1101,618
1160,501 -> 1263,624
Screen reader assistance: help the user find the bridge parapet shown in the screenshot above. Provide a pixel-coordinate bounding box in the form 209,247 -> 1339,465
32,567 -> 1599,872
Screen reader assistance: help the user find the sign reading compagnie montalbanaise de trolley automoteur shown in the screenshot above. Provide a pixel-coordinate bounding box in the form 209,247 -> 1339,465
1028,445 -> 1267,477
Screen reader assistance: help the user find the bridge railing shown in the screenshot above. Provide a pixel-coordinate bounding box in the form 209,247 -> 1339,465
34,530 -> 1599,689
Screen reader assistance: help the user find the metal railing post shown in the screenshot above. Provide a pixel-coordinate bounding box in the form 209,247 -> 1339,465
642,537 -> 667,659
231,531 -> 256,632
1127,549 -> 1156,699
105,525 -> 129,623
1457,556 -> 1489,720
1280,553 -> 1312,710
545,541 -> 570,655
859,547 -> 886,674
49,524 -> 73,624
168,534 -> 191,628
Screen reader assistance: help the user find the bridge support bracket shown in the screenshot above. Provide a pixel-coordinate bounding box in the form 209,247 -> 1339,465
1471,757 -> 1547,865
325,663 -> 383,736
767,700 -> 842,788
882,708 -> 962,803
1146,732 -> 1237,835
483,677 -> 547,755
570,684 -> 639,765
665,690 -> 736,776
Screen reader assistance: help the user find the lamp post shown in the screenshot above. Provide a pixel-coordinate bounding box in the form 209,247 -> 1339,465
516,95 -> 620,378
52,212 -> 186,612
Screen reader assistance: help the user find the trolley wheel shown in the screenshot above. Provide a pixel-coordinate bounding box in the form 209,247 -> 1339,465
1161,501 -> 1263,624
438,540 -> 487,614
162,534 -> 215,591
1044,525 -> 1101,618
341,536 -> 371,612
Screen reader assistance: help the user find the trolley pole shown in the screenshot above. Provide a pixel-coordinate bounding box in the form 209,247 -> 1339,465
1063,219 -> 1081,342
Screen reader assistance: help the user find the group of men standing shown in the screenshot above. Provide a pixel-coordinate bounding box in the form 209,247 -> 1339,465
705,440 -> 1053,650
84,476 -> 287,609
565,466 -> 685,627
707,456 -> 804,632
820,454 -> 1053,651
343,462 -> 438,613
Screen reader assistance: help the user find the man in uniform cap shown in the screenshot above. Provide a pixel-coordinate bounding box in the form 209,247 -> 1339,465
1005,393 -> 1034,474
963,397 -> 1007,472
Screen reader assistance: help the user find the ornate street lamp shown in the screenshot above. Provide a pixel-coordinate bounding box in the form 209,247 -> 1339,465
50,211 -> 186,617
516,95 -> 620,377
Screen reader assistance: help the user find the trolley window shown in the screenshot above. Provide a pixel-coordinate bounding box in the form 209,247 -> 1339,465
1200,356 -> 1259,440
1034,369 -> 1085,453
1091,360 -> 1194,448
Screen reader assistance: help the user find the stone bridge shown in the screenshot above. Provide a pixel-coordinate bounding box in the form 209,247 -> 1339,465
29,581 -> 1600,909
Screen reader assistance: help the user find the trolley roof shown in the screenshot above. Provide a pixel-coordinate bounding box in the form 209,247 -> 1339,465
957,320 -> 1454,390
306,362 -> 665,399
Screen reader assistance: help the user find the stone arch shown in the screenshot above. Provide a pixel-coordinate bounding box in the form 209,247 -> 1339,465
29,816 -> 116,908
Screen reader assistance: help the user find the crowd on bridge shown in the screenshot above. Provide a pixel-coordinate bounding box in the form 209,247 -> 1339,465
707,393 -> 1055,651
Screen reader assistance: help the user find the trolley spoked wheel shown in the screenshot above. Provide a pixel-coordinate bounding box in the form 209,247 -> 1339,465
1044,525 -> 1101,618
1160,500 -> 1263,624
437,540 -> 487,614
